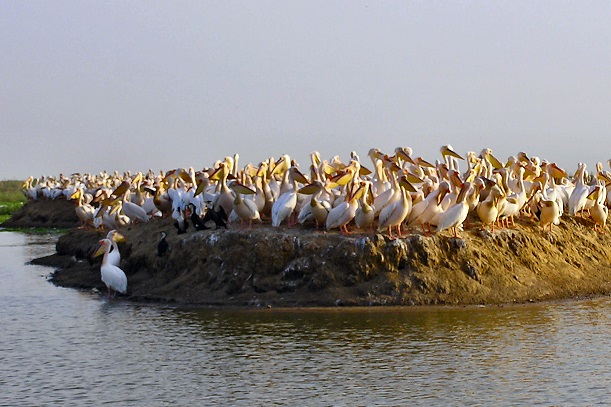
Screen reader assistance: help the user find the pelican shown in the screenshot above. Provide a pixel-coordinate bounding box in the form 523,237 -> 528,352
377,176 -> 416,239
94,238 -> 128,299
105,230 -> 125,267
298,181 -> 333,229
325,184 -> 364,234
440,144 -> 464,171
539,199 -> 560,232
437,182 -> 471,238
374,167 -> 401,216
22,176 -> 40,200
121,199 -> 150,223
409,182 -> 451,235
230,182 -> 260,228
497,194 -> 521,229
211,162 -> 235,216
110,178 -> 150,224
153,184 -> 172,217
272,166 -> 307,227
588,184 -> 608,233
476,186 -> 501,232
568,163 -> 590,217
70,187 -> 95,227
354,181 -> 375,232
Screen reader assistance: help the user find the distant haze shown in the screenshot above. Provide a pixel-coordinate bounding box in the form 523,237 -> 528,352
2,1 -> 611,180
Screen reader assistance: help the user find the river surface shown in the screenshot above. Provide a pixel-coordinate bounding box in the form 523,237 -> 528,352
1,230 -> 610,406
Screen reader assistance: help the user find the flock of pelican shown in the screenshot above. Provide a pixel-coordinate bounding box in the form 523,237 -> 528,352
22,146 -> 611,241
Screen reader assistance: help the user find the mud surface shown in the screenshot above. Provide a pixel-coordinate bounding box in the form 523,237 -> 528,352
2,199 -> 80,229
11,200 -> 611,307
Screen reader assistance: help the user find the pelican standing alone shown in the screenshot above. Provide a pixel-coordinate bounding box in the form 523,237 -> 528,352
105,229 -> 125,267
94,238 -> 128,299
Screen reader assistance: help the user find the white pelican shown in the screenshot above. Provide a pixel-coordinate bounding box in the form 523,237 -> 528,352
70,187 -> 95,227
325,184 -> 364,234
121,199 -> 150,223
211,163 -> 235,217
539,199 -> 560,232
377,176 -> 416,239
272,166 -> 308,227
497,194 -> 521,229
22,176 -> 40,200
110,177 -> 150,224
298,181 -> 333,229
569,163 -> 590,217
588,184 -> 608,233
129,172 -> 146,206
368,149 -> 390,196
354,181 -> 375,232
105,230 -> 125,268
374,167 -> 401,216
230,182 -> 260,228
437,182 -> 471,238
476,186 -> 501,232
153,183 -> 172,217
408,182 -> 450,235
440,145 -> 464,171
251,175 -> 267,214
94,238 -> 128,299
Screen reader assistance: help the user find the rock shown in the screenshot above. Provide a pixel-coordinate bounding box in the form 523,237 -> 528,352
12,200 -> 611,307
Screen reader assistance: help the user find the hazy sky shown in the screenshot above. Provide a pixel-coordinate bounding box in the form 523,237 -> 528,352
2,1 -> 611,180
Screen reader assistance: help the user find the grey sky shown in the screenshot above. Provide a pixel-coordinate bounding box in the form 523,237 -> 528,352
2,1 -> 611,180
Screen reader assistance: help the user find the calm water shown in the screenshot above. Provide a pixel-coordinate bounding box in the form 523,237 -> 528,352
1,230 -> 610,406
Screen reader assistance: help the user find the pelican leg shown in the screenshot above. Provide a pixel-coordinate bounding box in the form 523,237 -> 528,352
465,216 -> 472,229
452,226 -> 462,239
397,224 -> 404,239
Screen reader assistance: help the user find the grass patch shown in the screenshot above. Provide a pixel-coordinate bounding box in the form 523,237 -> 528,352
0,180 -> 27,203
0,180 -> 27,223
0,201 -> 24,215
0,226 -> 70,234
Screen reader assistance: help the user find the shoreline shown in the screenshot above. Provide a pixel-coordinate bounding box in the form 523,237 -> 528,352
10,199 -> 611,308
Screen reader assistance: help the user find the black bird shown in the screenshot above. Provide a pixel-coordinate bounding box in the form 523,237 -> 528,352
188,203 -> 209,230
174,208 -> 189,234
202,204 -> 228,229
157,231 -> 169,257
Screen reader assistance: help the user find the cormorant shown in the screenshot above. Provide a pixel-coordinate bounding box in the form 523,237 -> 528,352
157,231 -> 169,257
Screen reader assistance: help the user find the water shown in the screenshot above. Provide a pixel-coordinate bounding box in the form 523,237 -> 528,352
1,230 -> 610,406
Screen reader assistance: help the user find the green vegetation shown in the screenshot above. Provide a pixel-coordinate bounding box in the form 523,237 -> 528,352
0,226 -> 69,234
0,180 -> 26,223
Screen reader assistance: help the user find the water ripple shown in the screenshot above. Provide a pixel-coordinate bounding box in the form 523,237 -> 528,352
1,231 -> 611,406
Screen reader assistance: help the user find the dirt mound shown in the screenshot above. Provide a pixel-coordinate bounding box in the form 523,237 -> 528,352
1,199 -> 80,229
28,206 -> 611,307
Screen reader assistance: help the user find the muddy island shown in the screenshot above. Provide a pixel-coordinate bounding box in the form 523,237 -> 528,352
8,199 -> 611,307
